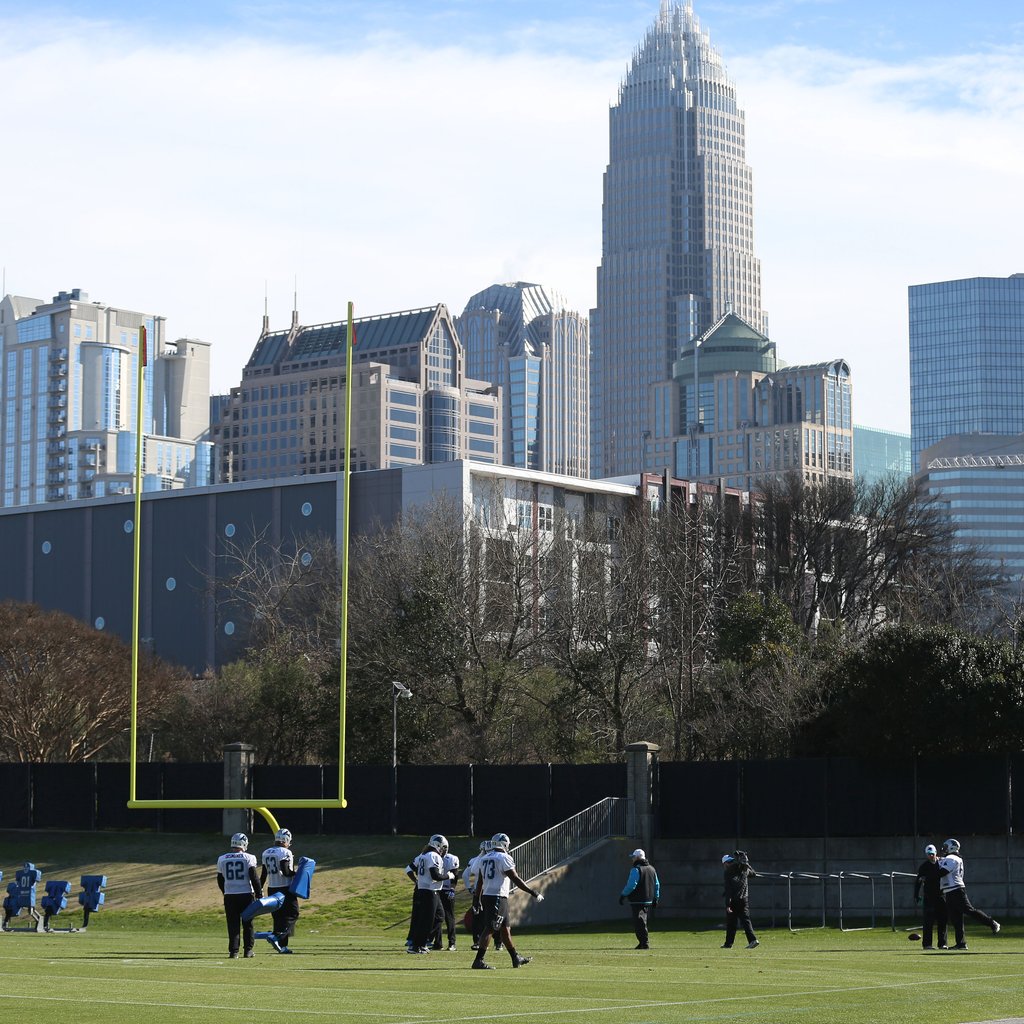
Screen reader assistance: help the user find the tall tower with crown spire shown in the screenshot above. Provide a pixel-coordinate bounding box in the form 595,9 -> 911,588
591,0 -> 764,477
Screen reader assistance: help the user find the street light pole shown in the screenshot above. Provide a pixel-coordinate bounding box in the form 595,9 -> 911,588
391,680 -> 412,836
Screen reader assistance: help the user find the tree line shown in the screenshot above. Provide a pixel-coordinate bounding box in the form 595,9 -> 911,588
2,472 -> 1023,765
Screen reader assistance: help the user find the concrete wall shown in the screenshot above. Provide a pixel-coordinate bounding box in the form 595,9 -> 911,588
508,834 -> 1023,928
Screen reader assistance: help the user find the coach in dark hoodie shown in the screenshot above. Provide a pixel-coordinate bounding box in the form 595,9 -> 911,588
721,850 -> 759,949
619,848 -> 660,949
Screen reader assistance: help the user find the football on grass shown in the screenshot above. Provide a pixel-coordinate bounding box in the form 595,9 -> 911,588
908,933 -> 921,941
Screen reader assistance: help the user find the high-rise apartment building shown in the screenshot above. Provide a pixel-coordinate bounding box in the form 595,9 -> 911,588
909,274 -> 1024,473
592,0 -> 764,477
457,282 -> 589,477
0,288 -> 212,506
211,303 -> 501,482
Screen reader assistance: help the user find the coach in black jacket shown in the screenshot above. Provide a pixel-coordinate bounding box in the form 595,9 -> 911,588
914,843 -> 948,950
721,850 -> 759,950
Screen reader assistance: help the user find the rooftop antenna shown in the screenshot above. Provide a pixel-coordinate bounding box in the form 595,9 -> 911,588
262,280 -> 269,336
291,276 -> 299,331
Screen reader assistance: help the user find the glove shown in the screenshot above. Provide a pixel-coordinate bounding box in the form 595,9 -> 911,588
472,904 -> 481,916
535,894 -> 545,902
619,895 -> 625,905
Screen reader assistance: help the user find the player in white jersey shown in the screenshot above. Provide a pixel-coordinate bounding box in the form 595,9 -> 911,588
463,841 -> 490,949
471,832 -> 544,970
937,838 -> 1000,950
260,828 -> 297,953
216,833 -> 263,958
405,834 -> 453,953
437,844 -> 461,950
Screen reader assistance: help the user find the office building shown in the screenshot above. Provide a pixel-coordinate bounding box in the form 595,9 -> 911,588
853,425 -> 912,487
917,434 -> 1024,579
457,282 -> 589,477
592,0 -> 765,477
909,274 -> 1024,472
211,303 -> 501,483
0,288 -> 212,506
644,312 -> 853,489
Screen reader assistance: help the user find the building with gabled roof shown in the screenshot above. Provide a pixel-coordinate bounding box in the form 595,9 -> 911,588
211,303 -> 501,483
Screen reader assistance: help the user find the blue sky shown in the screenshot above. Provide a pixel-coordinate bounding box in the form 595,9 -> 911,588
2,1 -> 1022,432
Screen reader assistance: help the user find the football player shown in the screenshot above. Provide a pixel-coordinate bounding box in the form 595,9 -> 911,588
260,827 -> 298,953
471,832 -> 544,970
462,840 -> 491,949
437,839 -> 461,950
937,838 -> 1000,950
405,834 -> 452,953
216,833 -> 263,959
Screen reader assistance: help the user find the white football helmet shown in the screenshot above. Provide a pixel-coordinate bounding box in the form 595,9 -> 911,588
479,840 -> 492,853
231,833 -> 249,850
490,832 -> 510,851
941,838 -> 961,856
428,834 -> 448,853
275,828 -> 292,847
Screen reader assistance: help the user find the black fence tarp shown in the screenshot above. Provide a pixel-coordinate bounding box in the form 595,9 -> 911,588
3,754 -> 1021,838
473,765 -> 550,841
916,754 -> 1009,836
659,761 -> 740,838
31,763 -> 96,830
550,763 -> 626,823
0,764 -> 32,828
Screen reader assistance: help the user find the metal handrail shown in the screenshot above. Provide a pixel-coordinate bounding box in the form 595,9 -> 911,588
832,871 -> 878,931
884,871 -> 918,932
509,797 -> 627,882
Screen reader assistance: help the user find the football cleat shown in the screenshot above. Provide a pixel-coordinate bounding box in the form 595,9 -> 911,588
274,829 -> 292,847
490,833 -> 510,851
512,955 -> 532,967
243,949 -> 255,958
746,940 -> 760,949
992,921 -> 1001,934
472,960 -> 495,969
428,834 -> 448,853
229,952 -> 239,959
231,833 -> 249,851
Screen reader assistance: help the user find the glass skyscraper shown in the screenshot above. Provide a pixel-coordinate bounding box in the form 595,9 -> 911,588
458,282 -> 589,477
909,274 -> 1024,473
591,0 -> 764,478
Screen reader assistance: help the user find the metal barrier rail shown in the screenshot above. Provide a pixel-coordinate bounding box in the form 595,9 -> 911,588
884,871 -> 918,932
779,872 -> 827,932
833,871 -> 878,931
510,797 -> 627,882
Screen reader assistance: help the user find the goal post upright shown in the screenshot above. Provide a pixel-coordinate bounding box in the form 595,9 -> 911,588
127,305 -> 357,828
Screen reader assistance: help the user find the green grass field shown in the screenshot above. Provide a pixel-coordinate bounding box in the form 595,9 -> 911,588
0,832 -> 1021,1023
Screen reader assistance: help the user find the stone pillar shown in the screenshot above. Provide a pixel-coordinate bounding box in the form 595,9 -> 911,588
223,742 -> 255,838
625,741 -> 660,853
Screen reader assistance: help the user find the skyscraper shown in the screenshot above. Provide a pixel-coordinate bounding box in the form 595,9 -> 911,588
0,288 -> 212,506
909,274 -> 1024,473
458,282 -> 589,477
592,0 -> 764,478
909,273 -> 1024,579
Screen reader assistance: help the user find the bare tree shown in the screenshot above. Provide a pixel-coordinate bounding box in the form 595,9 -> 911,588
757,472 -> 994,636
0,602 -> 178,762
347,493 -> 548,762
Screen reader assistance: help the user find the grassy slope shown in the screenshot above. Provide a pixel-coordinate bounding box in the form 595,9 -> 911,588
0,830 -> 427,933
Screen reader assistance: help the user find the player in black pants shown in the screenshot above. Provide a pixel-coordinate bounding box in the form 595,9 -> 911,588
914,843 -> 948,950
721,850 -> 759,950
216,833 -> 263,958
261,827 -> 298,953
937,838 -> 1000,950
